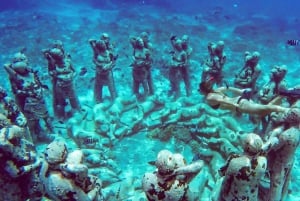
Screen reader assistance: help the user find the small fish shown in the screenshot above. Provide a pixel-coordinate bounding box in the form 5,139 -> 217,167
90,77 -> 95,83
148,160 -> 156,166
79,67 -> 88,76
287,39 -> 300,46
83,137 -> 99,145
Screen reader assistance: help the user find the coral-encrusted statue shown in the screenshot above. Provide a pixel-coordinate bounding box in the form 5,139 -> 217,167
142,149 -> 204,201
217,133 -> 267,201
40,140 -> 104,201
0,120 -> 43,201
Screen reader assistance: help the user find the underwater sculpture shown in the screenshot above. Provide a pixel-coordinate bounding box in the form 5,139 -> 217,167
0,86 -> 27,128
66,110 -> 122,180
201,40 -> 226,87
43,40 -> 81,120
262,126 -> 300,201
89,33 -> 118,103
0,122 -> 43,201
215,133 -> 267,201
168,35 -> 190,99
140,31 -> 154,95
256,65 -> 288,132
67,91 -> 247,200
0,85 -> 32,141
4,51 -> 54,142
181,34 -> 192,96
130,35 -> 153,100
258,65 -> 288,104
234,51 -> 261,92
40,140 -> 104,201
66,92 -> 244,198
261,104 -> 300,201
142,149 -> 204,201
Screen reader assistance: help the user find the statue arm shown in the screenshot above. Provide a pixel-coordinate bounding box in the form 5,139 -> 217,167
4,64 -> 19,81
7,99 -> 27,127
262,126 -> 284,152
5,158 -> 41,178
174,160 -> 204,175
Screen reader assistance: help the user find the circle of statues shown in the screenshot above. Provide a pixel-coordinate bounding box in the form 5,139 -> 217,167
0,31 -> 299,201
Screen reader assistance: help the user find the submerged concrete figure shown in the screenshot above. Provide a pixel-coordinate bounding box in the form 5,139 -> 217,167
0,86 -> 32,141
262,126 -> 300,201
0,86 -> 27,127
180,34 -> 192,96
130,36 -> 153,100
40,140 -> 104,201
142,149 -> 204,201
140,31 -> 155,95
168,36 -> 189,99
201,40 -> 226,86
262,105 -> 300,201
4,51 -> 53,142
0,123 -> 43,201
217,133 -> 267,201
43,40 -> 81,119
234,51 -> 261,92
258,65 -> 288,104
89,34 -> 117,103
257,65 -> 288,132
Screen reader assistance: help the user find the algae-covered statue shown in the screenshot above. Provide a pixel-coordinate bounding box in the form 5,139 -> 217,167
43,40 -> 81,120
89,33 -> 118,103
256,65 -> 288,132
4,51 -> 53,142
180,34 -> 192,96
142,149 -> 204,201
261,105 -> 300,201
201,40 -> 226,87
0,86 -> 32,141
0,120 -> 43,201
258,65 -> 288,104
130,36 -> 153,100
216,133 -> 267,201
140,31 -> 154,95
0,86 -> 27,127
234,51 -> 261,92
168,36 -> 189,99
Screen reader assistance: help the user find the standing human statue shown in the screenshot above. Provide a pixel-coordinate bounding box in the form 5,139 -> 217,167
4,51 -> 53,142
140,31 -> 154,95
43,40 -> 81,120
89,33 -> 117,103
180,34 -> 192,96
168,36 -> 188,99
130,36 -> 152,100
201,40 -> 226,87
261,106 -> 300,201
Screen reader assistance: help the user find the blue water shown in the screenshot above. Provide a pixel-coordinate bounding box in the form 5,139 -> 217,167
0,0 -> 300,200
